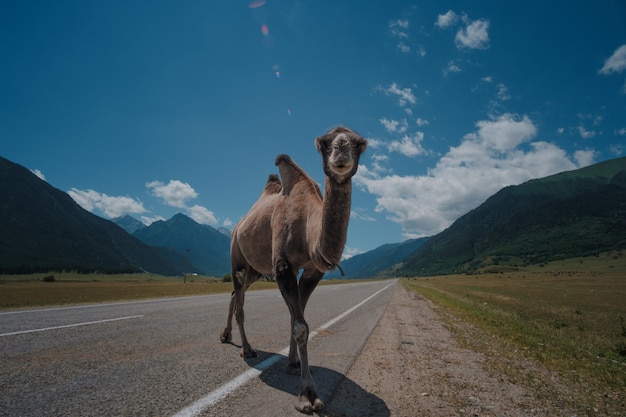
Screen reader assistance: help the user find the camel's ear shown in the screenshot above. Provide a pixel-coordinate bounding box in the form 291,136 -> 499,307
315,135 -> 332,155
356,137 -> 368,154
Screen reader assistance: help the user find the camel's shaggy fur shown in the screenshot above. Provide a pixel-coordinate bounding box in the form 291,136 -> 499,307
220,126 -> 367,413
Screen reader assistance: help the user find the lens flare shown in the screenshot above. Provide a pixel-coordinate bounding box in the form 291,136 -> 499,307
261,24 -> 269,35
248,0 -> 266,8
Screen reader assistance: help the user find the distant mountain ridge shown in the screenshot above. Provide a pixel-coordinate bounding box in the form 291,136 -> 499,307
132,213 -> 231,276
112,215 -> 146,234
327,237 -> 429,278
0,157 -> 178,274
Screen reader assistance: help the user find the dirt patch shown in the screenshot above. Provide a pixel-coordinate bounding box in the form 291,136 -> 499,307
324,284 -> 590,417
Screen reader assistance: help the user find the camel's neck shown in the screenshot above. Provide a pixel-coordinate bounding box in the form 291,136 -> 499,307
312,177 -> 352,271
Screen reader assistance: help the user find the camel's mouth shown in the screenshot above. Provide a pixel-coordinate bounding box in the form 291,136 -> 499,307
329,162 -> 353,175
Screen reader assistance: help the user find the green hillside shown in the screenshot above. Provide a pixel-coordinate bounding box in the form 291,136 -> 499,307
395,156 -> 626,276
0,157 -> 179,275
326,237 -> 429,278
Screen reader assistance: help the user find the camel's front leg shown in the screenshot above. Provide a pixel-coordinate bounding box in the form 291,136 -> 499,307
275,258 -> 323,413
287,269 -> 324,374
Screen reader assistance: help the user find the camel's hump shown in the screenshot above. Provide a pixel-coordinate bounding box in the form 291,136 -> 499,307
263,174 -> 282,194
275,154 -> 293,166
274,153 -> 315,195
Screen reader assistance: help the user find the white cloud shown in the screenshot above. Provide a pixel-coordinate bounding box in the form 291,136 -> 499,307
416,117 -> 429,127
615,128 -> 626,136
186,204 -> 218,226
223,218 -> 233,227
341,245 -> 365,260
455,19 -> 490,50
389,19 -> 409,33
468,114 -> 537,152
146,179 -> 198,208
443,61 -> 461,76
351,208 -> 375,222
365,137 -> 384,149
380,82 -> 417,107
435,10 -> 458,29
496,83 -> 510,101
577,125 -> 597,139
609,143 -> 624,156
388,132 -> 426,157
389,19 -> 410,54
141,215 -> 166,225
355,114 -> 585,238
380,117 -> 408,134
599,44 -> 626,74
574,149 -> 596,167
397,43 -> 410,54
31,169 -> 46,181
68,188 -> 146,218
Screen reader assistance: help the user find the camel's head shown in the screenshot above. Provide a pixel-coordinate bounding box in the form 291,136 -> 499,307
315,127 -> 367,183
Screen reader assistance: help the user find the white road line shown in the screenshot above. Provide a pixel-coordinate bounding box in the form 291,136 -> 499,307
0,315 -> 144,337
0,294 -> 218,315
171,281 -> 395,417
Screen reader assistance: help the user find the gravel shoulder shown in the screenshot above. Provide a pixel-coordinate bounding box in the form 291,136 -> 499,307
324,283 -> 587,417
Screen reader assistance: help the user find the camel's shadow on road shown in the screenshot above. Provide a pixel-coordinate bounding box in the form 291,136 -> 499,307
246,350 -> 390,417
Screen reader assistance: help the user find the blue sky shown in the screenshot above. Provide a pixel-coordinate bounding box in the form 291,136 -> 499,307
2,1 -> 626,258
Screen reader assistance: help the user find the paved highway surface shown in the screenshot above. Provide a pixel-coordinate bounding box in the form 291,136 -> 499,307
1,280 -> 395,416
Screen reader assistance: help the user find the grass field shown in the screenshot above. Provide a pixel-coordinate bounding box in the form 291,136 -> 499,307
0,272 -> 371,309
0,272 -> 274,309
403,250 -> 626,414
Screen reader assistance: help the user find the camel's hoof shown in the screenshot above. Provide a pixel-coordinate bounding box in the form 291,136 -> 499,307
295,397 -> 324,414
240,348 -> 257,358
220,331 -> 232,343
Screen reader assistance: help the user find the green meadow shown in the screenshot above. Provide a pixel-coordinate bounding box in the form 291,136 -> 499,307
403,250 -> 626,415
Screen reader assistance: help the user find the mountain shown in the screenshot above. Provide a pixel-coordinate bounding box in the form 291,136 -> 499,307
326,237 -> 429,278
395,156 -> 626,276
0,157 -> 179,275
112,214 -> 146,234
132,213 -> 231,276
217,227 -> 232,237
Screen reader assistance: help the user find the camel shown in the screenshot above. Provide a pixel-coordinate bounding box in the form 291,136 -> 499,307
220,126 -> 367,413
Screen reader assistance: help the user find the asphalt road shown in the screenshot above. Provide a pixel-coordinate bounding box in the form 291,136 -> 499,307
0,279 -> 395,417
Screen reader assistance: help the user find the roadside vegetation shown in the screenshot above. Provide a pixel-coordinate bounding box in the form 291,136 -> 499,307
403,250 -> 626,415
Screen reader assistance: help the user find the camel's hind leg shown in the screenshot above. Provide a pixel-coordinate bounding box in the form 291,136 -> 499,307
275,258 -> 323,413
219,290 -> 235,343
227,268 -> 260,358
234,276 -> 257,358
